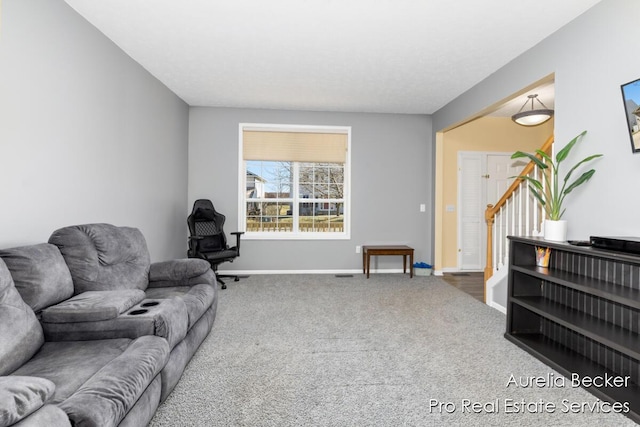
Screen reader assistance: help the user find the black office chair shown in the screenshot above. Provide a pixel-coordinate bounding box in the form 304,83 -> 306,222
187,199 -> 243,289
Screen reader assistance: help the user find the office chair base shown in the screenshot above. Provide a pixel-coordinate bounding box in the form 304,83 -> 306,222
216,274 -> 240,290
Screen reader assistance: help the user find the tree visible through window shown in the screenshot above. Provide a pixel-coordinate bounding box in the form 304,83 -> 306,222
240,125 -> 350,238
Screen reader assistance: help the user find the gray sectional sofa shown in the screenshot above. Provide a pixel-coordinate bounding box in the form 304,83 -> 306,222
0,223 -> 218,427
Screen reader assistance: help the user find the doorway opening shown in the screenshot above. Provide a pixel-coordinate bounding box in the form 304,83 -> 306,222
433,75 -> 555,276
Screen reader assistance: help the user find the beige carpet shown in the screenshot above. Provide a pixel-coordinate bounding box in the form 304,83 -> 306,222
149,274 -> 637,426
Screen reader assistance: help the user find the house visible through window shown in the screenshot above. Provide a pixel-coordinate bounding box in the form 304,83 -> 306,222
239,124 -> 351,239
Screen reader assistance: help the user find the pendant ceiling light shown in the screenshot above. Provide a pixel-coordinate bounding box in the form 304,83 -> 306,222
511,94 -> 554,126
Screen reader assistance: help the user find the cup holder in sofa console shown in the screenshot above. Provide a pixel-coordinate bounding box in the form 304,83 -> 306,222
129,309 -> 149,315
141,301 -> 160,307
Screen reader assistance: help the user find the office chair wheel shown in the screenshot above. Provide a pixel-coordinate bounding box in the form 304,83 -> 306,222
221,283 -> 227,290
234,277 -> 240,282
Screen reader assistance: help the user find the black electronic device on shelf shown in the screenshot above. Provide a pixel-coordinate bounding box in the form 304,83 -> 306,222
590,236 -> 640,255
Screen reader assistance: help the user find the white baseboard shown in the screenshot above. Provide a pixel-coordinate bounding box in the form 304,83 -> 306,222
487,301 -> 507,314
218,269 -> 410,275
435,268 -> 482,276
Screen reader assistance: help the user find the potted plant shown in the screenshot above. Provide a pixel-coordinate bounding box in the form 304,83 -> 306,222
511,130 -> 602,241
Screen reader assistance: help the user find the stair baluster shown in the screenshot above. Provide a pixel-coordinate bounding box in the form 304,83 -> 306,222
484,135 -> 553,301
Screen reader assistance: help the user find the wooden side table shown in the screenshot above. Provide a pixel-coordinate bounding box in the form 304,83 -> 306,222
362,245 -> 414,278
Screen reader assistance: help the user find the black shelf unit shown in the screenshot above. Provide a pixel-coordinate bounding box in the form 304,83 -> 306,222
506,236 -> 640,423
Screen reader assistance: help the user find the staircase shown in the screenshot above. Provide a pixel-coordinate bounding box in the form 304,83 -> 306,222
483,134 -> 553,312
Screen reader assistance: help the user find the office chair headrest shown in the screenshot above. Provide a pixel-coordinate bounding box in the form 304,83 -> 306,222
194,207 -> 216,221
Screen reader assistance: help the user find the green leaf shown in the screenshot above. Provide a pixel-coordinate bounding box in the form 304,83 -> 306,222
511,151 -> 548,170
519,175 -> 543,191
534,149 -> 552,164
555,130 -> 587,163
564,169 -> 596,194
528,185 -> 547,209
563,154 -> 603,184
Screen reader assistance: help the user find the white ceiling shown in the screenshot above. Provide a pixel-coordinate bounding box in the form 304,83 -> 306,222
63,0 -> 600,115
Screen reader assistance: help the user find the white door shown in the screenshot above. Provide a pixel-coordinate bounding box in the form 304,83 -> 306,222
458,153 -> 523,270
486,155 -> 524,207
486,155 -> 525,250
458,153 -> 483,270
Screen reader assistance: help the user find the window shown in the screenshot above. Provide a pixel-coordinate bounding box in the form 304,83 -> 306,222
239,124 -> 350,239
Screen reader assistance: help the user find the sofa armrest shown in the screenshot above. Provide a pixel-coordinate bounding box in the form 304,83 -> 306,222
41,290 -> 145,323
0,376 -> 57,426
148,259 -> 215,288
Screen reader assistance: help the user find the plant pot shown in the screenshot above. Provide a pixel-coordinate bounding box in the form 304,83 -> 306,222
544,219 -> 567,242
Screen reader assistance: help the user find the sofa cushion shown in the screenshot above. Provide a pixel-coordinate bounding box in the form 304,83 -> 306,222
49,224 -> 151,294
0,259 -> 44,376
41,290 -> 146,323
58,336 -> 169,427
0,376 -> 55,427
11,339 -> 130,404
0,243 -> 74,312
12,336 -> 168,427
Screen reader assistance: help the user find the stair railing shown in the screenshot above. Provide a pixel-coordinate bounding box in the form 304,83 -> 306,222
484,135 -> 554,289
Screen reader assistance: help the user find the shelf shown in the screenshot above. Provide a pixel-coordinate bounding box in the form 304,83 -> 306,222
509,236 -> 640,264
511,265 -> 640,310
507,237 -> 640,425
511,296 -> 640,360
505,333 -> 640,423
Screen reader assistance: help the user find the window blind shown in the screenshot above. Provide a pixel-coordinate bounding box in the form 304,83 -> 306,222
243,130 -> 348,163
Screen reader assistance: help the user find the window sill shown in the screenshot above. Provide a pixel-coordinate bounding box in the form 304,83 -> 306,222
243,232 -> 350,241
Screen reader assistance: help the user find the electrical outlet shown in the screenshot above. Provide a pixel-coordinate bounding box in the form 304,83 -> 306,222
420,203 -> 426,212
355,245 -> 361,253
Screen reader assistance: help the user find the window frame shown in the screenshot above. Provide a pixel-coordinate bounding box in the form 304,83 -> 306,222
238,123 -> 351,240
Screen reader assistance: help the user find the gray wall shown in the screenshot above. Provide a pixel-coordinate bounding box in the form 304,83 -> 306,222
434,0 -> 640,240
0,0 -> 190,261
189,107 -> 432,272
